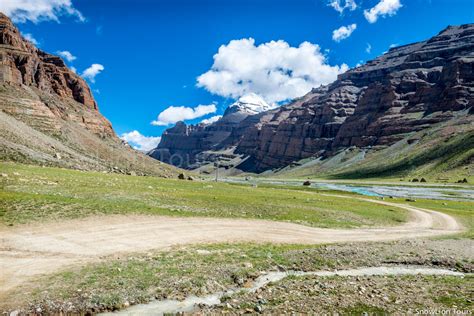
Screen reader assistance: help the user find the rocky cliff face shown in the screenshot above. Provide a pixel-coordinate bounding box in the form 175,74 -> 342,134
149,94 -> 273,168
0,13 -> 113,137
0,13 -> 177,177
236,24 -> 474,172
152,24 -> 473,174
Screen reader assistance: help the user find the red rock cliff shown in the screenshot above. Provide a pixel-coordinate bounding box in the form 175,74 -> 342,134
0,12 -> 114,137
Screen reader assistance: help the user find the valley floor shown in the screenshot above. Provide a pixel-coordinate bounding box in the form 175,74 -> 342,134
0,162 -> 472,314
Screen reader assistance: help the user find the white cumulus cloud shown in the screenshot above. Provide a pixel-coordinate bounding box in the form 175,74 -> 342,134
56,50 -> 76,62
197,38 -> 348,103
200,115 -> 222,125
332,24 -> 357,42
81,64 -> 104,83
120,130 -> 161,152
21,32 -> 38,45
328,0 -> 357,14
0,0 -> 85,23
151,104 -> 217,126
364,0 -> 402,23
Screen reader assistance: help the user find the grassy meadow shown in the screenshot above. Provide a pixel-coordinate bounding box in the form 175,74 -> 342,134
6,241 -> 473,313
1,162 -> 473,313
0,162 -> 408,228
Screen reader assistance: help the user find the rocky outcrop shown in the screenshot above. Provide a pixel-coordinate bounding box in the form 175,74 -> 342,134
152,24 -> 473,174
152,24 -> 474,172
0,13 -> 178,177
0,12 -> 113,137
235,24 -> 474,172
149,94 -> 274,168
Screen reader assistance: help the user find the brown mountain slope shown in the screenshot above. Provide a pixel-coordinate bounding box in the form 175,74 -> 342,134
0,13 -> 177,177
151,24 -> 473,180
235,24 -> 474,173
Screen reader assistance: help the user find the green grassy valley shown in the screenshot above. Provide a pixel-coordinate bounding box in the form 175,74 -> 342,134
0,162 -> 407,228
0,4 -> 473,315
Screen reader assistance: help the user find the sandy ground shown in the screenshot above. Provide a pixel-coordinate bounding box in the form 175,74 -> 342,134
0,197 -> 462,300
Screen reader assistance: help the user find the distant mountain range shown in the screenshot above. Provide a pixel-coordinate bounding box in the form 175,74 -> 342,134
149,93 -> 276,169
0,13 -> 177,177
1,11 -> 472,181
151,24 -> 473,180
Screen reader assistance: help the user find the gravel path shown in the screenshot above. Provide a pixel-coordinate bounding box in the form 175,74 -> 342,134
0,196 -> 463,299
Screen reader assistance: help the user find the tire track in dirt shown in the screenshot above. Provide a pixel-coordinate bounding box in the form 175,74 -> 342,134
0,195 -> 462,299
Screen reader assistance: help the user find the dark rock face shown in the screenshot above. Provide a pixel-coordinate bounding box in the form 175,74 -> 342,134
0,12 -> 113,137
149,94 -> 273,168
151,24 -> 474,173
235,24 -> 474,172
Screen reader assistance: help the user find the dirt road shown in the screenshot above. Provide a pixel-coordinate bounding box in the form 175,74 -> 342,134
0,197 -> 462,299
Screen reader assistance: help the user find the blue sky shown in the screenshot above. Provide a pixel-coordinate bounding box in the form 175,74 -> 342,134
2,0 -> 473,150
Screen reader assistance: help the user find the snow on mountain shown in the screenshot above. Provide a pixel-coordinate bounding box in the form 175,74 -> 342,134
229,93 -> 276,115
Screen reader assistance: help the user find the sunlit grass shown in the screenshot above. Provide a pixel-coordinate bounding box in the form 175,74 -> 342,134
0,162 -> 407,228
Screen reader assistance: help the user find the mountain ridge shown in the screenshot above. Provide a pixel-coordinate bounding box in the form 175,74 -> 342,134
151,23 -> 474,179
0,13 -> 178,177
149,93 -> 275,169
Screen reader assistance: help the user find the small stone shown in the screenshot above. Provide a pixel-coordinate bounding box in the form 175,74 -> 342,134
258,299 -> 267,305
54,152 -> 62,159
233,275 -> 244,285
1,173 -> 8,178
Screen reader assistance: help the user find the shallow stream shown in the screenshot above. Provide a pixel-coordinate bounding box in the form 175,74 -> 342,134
224,178 -> 474,201
102,266 -> 466,315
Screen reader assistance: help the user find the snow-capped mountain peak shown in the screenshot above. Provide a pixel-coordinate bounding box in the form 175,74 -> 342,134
229,93 -> 276,115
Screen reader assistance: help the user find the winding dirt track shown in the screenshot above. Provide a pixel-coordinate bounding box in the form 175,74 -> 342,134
0,196 -> 462,298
